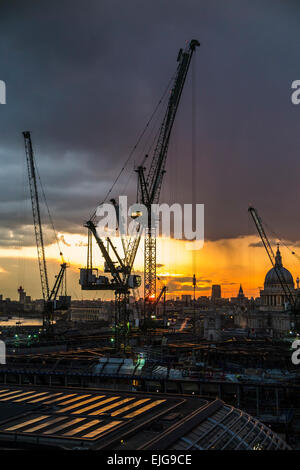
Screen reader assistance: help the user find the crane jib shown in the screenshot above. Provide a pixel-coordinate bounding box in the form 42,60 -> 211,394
23,131 -> 50,302
81,40 -> 199,347
142,39 -> 199,303
148,50 -> 195,203
248,206 -> 296,310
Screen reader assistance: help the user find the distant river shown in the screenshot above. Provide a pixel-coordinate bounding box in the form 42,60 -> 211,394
0,316 -> 43,326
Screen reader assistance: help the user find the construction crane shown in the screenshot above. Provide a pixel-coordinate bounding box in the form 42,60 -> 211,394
79,217 -> 141,351
248,207 -> 299,313
154,285 -> 167,306
23,131 -> 69,330
136,39 -> 200,310
79,173 -> 143,353
153,284 -> 167,327
79,40 -> 199,348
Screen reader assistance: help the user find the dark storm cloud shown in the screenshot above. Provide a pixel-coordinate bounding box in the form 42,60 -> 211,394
248,241 -> 264,248
165,275 -> 212,293
159,275 -> 211,284
0,0 -> 300,249
219,281 -> 239,286
167,280 -> 210,292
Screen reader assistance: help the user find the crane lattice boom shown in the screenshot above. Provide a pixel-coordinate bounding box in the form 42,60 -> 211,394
138,39 -> 200,303
80,40 -> 200,346
24,131 -> 69,329
23,131 -> 49,302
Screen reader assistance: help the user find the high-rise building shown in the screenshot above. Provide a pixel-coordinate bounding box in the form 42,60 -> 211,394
211,284 -> 221,300
181,295 -> 192,305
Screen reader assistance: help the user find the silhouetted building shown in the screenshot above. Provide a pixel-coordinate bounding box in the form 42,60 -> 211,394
260,245 -> 297,311
18,286 -> 26,304
211,284 -> 221,300
181,295 -> 192,305
236,246 -> 299,337
238,285 -> 245,299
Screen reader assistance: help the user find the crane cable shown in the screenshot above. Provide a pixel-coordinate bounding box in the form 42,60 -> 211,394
192,44 -> 197,287
89,72 -> 176,221
120,104 -> 167,197
33,154 -> 64,264
18,154 -> 28,287
262,217 -> 300,263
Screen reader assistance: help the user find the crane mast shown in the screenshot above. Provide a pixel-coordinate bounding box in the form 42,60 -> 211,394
24,131 -> 69,329
138,39 -> 200,304
23,131 -> 49,302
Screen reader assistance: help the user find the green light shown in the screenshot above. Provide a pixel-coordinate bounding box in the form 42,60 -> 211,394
110,337 -> 115,343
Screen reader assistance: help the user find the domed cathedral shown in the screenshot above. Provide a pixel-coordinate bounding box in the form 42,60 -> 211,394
236,245 -> 299,338
260,245 -> 298,311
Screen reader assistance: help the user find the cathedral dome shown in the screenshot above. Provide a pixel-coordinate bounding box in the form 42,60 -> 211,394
265,267 -> 294,286
264,246 -> 294,288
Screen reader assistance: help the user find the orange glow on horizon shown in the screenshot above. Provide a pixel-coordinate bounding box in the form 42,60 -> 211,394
1,232 -> 300,301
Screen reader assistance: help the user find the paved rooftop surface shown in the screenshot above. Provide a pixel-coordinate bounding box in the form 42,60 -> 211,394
0,385 -> 290,450
0,385 -> 195,449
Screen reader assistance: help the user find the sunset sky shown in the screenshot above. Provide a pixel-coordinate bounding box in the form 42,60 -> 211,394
0,0 -> 300,300
1,231 -> 300,301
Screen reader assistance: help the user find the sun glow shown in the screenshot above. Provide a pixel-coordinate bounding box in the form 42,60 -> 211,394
1,231 -> 300,301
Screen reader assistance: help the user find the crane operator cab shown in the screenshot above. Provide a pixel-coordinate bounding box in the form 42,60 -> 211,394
128,274 -> 142,289
79,268 -> 110,289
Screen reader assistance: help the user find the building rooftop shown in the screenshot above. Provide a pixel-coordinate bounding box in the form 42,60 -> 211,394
0,385 -> 290,450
